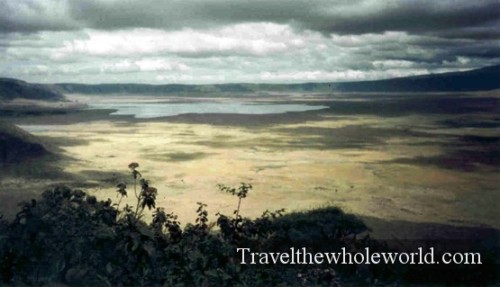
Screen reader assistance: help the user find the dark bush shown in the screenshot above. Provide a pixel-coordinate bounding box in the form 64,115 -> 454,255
0,163 -> 382,286
1,164 -> 494,286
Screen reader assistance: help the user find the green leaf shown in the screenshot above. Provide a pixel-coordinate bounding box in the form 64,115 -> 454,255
106,262 -> 113,274
143,241 -> 155,257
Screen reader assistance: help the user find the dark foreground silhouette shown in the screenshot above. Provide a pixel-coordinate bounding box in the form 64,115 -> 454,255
0,164 -> 497,286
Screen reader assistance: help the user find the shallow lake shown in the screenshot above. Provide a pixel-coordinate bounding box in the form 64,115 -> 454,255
87,102 -> 328,119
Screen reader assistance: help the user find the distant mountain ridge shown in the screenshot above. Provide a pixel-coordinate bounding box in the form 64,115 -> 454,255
54,64 -> 500,94
1,64 -> 499,100
0,78 -> 65,101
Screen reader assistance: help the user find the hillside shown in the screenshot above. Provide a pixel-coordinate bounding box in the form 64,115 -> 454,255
54,64 -> 500,95
332,64 -> 500,92
0,121 -> 49,166
0,78 -> 65,101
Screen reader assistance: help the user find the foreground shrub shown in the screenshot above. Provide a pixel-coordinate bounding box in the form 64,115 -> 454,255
0,185 -> 380,286
0,164 -> 495,286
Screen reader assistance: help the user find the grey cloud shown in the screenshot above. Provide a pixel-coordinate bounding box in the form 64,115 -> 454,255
444,43 -> 500,59
0,0 -> 80,33
308,1 -> 500,37
1,0 -> 499,41
67,0 -> 500,41
436,23 -> 500,40
1,0 -> 499,84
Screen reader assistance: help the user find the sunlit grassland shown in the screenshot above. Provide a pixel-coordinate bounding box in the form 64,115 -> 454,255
4,110 -> 496,229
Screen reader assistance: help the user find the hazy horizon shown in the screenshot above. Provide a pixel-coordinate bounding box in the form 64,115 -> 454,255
11,64 -> 495,86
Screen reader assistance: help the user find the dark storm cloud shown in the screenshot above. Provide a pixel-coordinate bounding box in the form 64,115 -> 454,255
0,0 -> 80,33
447,43 -> 500,59
306,1 -> 500,38
1,0 -> 499,40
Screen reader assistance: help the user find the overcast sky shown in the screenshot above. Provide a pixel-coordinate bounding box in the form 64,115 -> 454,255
0,0 -> 499,84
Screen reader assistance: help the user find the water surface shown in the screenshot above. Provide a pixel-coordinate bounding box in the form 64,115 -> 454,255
88,102 -> 328,119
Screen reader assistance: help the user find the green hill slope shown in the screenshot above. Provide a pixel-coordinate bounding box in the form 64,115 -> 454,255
0,121 -> 49,166
332,64 -> 500,92
0,78 -> 65,101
